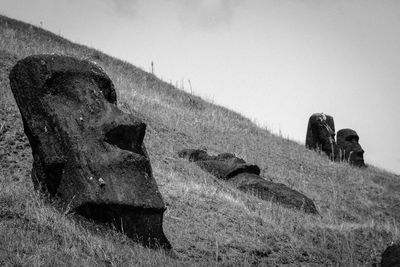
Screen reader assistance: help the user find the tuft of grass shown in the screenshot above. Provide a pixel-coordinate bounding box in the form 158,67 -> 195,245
0,14 -> 399,265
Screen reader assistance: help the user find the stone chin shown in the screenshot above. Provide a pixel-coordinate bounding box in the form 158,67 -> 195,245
349,151 -> 365,167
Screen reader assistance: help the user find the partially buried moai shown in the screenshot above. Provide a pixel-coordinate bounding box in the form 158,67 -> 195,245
178,149 -> 318,214
305,113 -> 336,158
336,128 -> 365,167
9,54 -> 171,250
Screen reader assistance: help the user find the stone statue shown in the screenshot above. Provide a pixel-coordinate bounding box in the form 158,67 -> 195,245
305,113 -> 336,158
336,128 -> 365,167
9,54 -> 171,250
178,149 -> 318,214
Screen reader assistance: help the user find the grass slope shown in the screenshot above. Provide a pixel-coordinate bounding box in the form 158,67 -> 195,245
0,15 -> 399,266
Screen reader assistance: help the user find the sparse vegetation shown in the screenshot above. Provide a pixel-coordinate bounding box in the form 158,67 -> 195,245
0,15 -> 399,266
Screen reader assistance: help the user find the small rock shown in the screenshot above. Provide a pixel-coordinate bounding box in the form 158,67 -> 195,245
381,243 -> 400,267
98,177 -> 105,187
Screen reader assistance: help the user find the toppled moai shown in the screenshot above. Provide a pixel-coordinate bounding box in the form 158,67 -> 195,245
178,149 -> 318,214
336,128 -> 365,167
305,113 -> 336,158
9,54 -> 171,250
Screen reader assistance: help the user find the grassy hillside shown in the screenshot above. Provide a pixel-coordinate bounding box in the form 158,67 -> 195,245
0,15 -> 399,266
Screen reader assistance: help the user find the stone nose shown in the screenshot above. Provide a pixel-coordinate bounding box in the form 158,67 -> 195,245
350,147 -> 364,158
103,114 -> 147,156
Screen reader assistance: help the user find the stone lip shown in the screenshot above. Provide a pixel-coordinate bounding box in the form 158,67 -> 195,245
178,149 -> 318,214
9,54 -> 172,250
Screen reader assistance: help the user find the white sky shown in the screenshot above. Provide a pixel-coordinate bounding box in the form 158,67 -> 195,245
2,0 -> 400,174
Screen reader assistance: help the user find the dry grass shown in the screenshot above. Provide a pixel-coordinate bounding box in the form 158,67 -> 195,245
0,14 -> 399,266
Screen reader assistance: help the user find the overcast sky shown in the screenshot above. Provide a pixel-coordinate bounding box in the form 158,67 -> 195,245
2,0 -> 400,174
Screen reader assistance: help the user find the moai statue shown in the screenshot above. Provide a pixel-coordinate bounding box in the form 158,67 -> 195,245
336,128 -> 365,167
178,149 -> 318,214
9,55 -> 172,250
305,113 -> 336,158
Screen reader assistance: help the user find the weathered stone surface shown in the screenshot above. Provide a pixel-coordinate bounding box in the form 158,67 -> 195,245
381,243 -> 400,267
178,149 -> 318,214
305,113 -> 336,157
228,173 -> 318,214
178,149 -> 260,179
336,128 -> 365,167
9,54 -> 171,249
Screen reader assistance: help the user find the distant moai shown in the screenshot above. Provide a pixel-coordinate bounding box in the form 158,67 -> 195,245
336,128 -> 365,167
306,113 -> 366,168
305,113 -> 336,158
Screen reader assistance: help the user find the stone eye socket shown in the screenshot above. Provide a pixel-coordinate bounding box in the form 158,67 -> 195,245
345,135 -> 359,143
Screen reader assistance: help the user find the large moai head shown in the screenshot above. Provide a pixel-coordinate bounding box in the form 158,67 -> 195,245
9,54 -> 171,250
336,128 -> 365,167
305,113 -> 336,157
